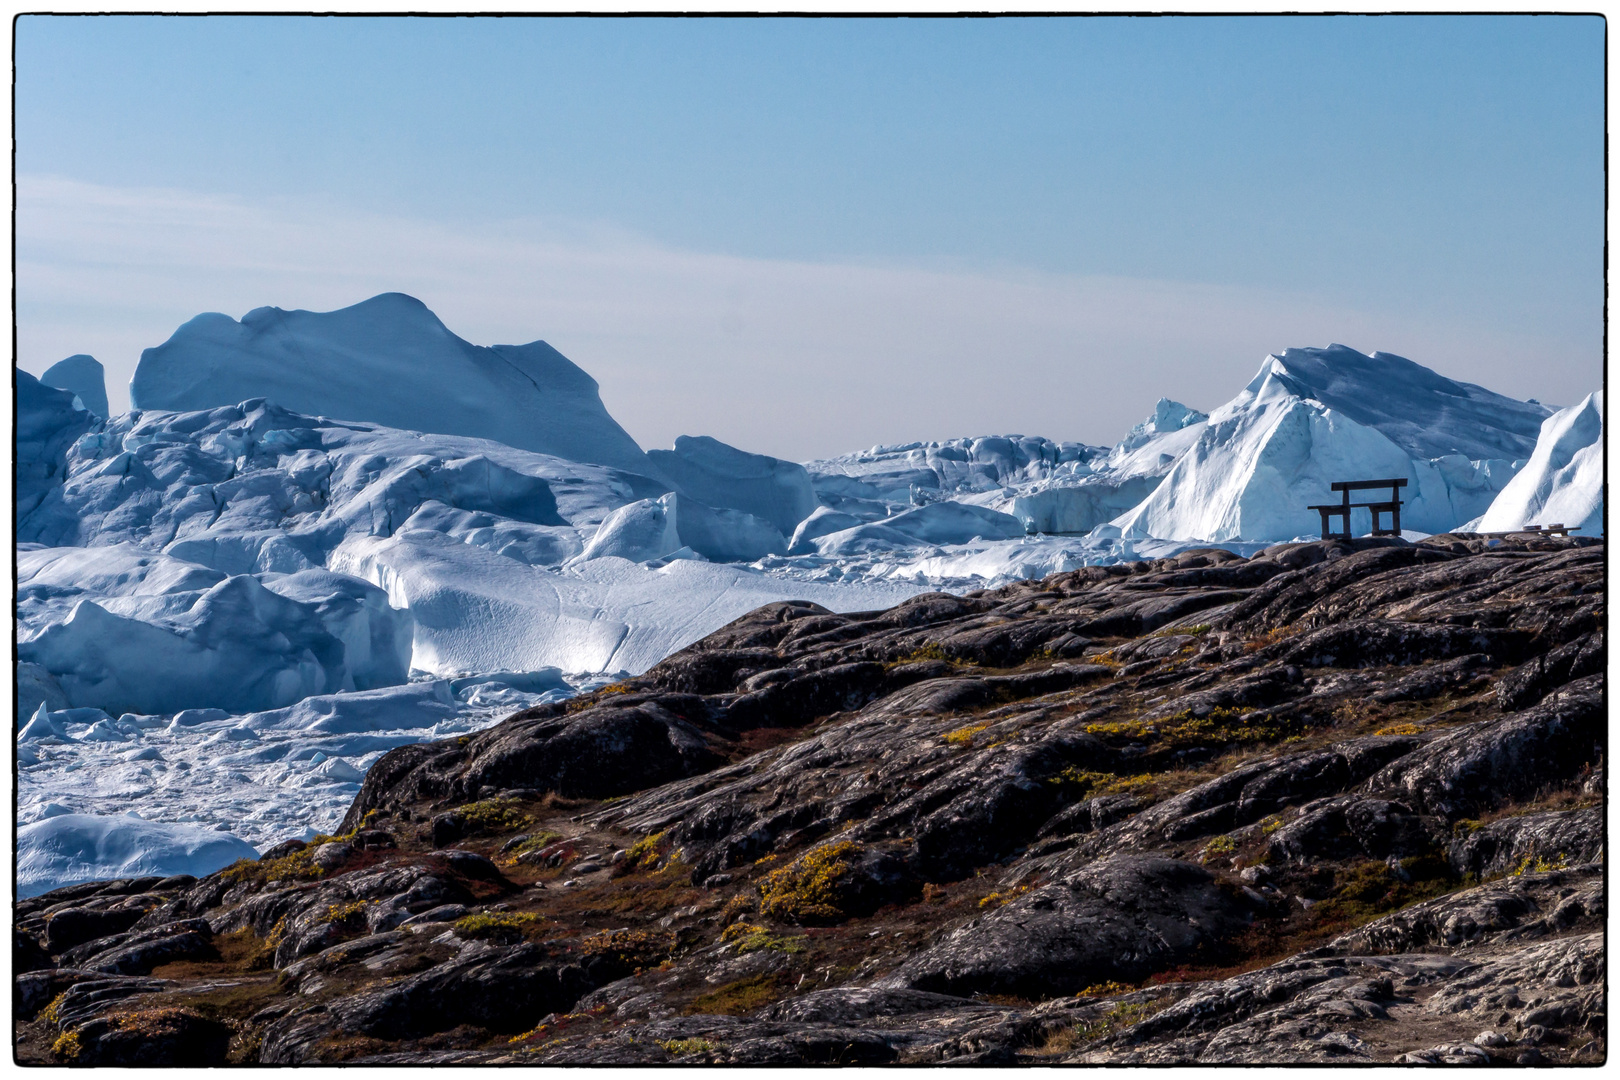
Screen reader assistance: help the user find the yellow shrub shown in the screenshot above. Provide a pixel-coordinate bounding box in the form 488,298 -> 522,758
220,847 -> 324,886
890,643 -> 952,666
757,840 -> 862,923
321,900 -> 370,924
580,928 -> 676,968
454,800 -> 534,834
978,884 -> 1032,909
39,992 -> 69,1025
452,912 -> 543,942
618,829 -> 671,874
1512,852 -> 1570,876
1076,980 -> 1134,997
51,1030 -> 82,1060
719,922 -> 806,955
658,1037 -> 718,1056
943,722 -> 991,747
719,893 -> 757,924
1086,706 -> 1291,751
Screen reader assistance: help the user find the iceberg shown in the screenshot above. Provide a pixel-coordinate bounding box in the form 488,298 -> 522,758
1469,393 -> 1604,536
129,292 -> 656,474
18,703 -> 71,742
1000,399 -> 1210,535
18,396 -> 665,554
18,545 -> 414,715
1110,349 -> 1541,542
313,756 -> 365,783
787,507 -> 866,554
17,661 -> 70,717
17,812 -> 259,899
16,369 -> 96,520
580,492 -> 787,564
806,435 -> 1106,517
41,354 -> 111,419
333,528 -> 921,675
234,681 -> 463,736
15,388 -> 922,695
1253,344 -> 1550,461
647,435 -> 818,534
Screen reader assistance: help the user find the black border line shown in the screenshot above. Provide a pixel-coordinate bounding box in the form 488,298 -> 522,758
8,11 -> 1610,1069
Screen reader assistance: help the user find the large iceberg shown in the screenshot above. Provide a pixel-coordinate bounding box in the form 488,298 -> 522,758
15,384 -> 923,698
1252,345 -> 1550,461
18,396 -> 665,556
1109,349 -> 1543,542
129,292 -> 656,474
1469,393 -> 1603,536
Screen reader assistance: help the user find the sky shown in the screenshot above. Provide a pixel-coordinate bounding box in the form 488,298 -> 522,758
15,15 -> 1605,460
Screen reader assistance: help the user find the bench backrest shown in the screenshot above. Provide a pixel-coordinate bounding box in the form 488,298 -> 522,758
1330,478 -> 1408,493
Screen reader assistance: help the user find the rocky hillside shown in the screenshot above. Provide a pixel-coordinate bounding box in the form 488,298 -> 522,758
15,533 -> 1605,1065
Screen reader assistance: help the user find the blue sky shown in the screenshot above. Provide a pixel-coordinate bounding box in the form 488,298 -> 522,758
15,15 -> 1605,458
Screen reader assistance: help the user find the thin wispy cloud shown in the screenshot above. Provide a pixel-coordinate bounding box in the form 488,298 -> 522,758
17,175 -> 1582,461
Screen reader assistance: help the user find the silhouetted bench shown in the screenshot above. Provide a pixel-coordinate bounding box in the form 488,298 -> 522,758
1307,478 -> 1407,540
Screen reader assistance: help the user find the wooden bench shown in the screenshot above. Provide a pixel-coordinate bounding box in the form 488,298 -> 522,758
1307,478 -> 1407,540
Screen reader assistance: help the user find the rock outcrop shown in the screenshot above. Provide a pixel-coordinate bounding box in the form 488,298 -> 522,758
16,534 -> 1605,1065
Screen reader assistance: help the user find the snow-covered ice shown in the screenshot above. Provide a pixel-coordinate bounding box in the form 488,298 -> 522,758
805,434 -> 1106,520
1007,399 -> 1210,534
810,501 -> 1027,556
760,532 -> 1276,590
334,529 -> 923,675
17,813 -> 262,899
18,545 -> 414,714
579,492 -> 788,564
17,387 -> 922,694
1248,345 -> 1550,461
1468,393 -> 1603,536
15,676 -> 594,884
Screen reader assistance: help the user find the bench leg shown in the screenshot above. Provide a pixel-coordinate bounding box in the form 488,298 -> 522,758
1391,502 -> 1401,536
